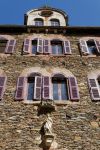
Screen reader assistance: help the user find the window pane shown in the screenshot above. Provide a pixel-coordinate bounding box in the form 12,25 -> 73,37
35,20 -> 43,26
53,82 -> 59,100
58,44 -> 63,54
52,45 -> 57,54
27,77 -> 34,100
61,81 -> 68,100
51,42 -> 63,54
27,82 -> 34,100
32,40 -> 37,54
51,20 -> 60,26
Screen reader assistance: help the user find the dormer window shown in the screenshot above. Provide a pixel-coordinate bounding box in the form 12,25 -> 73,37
50,19 -> 60,26
34,18 -> 44,26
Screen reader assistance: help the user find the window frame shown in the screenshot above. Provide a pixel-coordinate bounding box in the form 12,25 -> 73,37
34,18 -> 44,26
80,38 -> 100,56
50,19 -> 60,27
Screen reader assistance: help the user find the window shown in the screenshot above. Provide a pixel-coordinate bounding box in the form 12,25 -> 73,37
52,74 -> 68,100
27,73 -> 41,100
15,72 -> 79,102
87,40 -> 98,55
34,18 -> 44,26
0,37 -> 16,54
88,78 -> 100,101
51,40 -> 63,54
0,39 -> 8,53
15,74 -> 50,101
32,39 -> 37,54
50,19 -> 60,26
0,76 -> 7,100
80,39 -> 100,56
23,38 -> 71,55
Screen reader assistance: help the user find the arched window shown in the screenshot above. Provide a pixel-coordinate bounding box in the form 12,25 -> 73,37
27,73 -> 41,100
52,74 -> 80,101
51,40 -> 63,54
52,74 -> 68,100
15,71 -> 79,102
80,39 -> 100,56
34,18 -> 44,26
15,73 -> 51,101
50,19 -> 60,26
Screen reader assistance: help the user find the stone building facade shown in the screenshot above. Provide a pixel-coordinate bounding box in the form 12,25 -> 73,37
0,6 -> 100,150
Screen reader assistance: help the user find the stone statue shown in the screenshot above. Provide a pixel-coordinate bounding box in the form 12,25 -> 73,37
44,114 -> 53,135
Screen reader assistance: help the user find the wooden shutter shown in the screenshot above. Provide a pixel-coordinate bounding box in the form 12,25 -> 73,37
5,39 -> 16,54
15,77 -> 25,100
68,77 -> 80,101
43,39 -> 50,54
34,76 -> 42,100
37,38 -> 43,53
80,40 -> 89,55
95,40 -> 100,53
0,77 -> 7,100
23,38 -> 31,54
88,79 -> 100,101
64,40 -> 71,54
42,76 -> 51,100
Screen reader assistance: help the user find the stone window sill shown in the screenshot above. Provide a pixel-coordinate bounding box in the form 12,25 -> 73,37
23,100 -> 80,105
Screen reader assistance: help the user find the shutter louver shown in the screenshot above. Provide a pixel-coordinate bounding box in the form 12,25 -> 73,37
34,76 -> 42,100
15,77 -> 25,100
44,40 -> 50,54
0,77 -> 7,100
68,77 -> 80,101
64,40 -> 71,54
23,39 -> 30,54
95,40 -> 100,53
5,40 -> 16,54
42,76 -> 51,100
37,38 -> 43,53
88,79 -> 100,101
80,40 -> 89,55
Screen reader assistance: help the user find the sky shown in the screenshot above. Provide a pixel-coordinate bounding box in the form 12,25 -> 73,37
0,0 -> 100,26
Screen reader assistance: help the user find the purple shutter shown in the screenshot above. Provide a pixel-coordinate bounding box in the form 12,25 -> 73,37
5,40 -> 16,54
88,79 -> 100,101
0,77 -> 7,100
80,40 -> 89,55
37,38 -> 43,53
42,76 -> 51,100
34,76 -> 42,100
64,40 -> 71,54
23,39 -> 30,54
95,40 -> 100,53
15,77 -> 25,100
68,77 -> 80,101
43,40 -> 50,54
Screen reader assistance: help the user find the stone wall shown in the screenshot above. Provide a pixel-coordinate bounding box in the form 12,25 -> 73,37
0,33 -> 100,150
